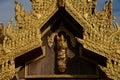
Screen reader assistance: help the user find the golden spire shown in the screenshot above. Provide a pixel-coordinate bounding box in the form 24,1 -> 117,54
14,0 -> 18,4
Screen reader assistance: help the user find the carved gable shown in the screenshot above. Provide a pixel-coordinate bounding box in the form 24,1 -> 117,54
0,0 -> 120,80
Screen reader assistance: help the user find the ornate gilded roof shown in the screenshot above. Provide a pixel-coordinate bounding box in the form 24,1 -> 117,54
0,0 -> 120,79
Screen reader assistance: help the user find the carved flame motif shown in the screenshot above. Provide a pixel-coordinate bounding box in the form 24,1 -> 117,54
56,34 -> 68,73
30,0 -> 55,14
0,0 -> 120,79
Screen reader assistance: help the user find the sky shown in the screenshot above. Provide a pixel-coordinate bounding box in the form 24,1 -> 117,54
0,0 -> 120,26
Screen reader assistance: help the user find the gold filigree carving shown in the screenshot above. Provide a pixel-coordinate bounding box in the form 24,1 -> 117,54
47,33 -> 57,47
0,0 -> 120,79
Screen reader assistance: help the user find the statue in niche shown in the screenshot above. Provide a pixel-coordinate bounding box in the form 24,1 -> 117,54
47,31 -> 75,73
56,34 -> 68,73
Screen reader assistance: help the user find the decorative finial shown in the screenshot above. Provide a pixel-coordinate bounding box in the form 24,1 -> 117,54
58,0 -> 65,7
15,0 -> 18,4
110,0 -> 112,3
0,20 -> 4,27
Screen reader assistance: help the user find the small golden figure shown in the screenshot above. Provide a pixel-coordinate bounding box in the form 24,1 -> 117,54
56,34 -> 68,73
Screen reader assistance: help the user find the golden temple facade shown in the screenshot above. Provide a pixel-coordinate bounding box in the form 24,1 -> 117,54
0,0 -> 120,80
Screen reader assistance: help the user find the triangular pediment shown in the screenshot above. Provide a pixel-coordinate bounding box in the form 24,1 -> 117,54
0,0 -> 119,80
15,8 -> 110,79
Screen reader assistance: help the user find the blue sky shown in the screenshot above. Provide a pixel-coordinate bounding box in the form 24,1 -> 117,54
0,0 -> 120,25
